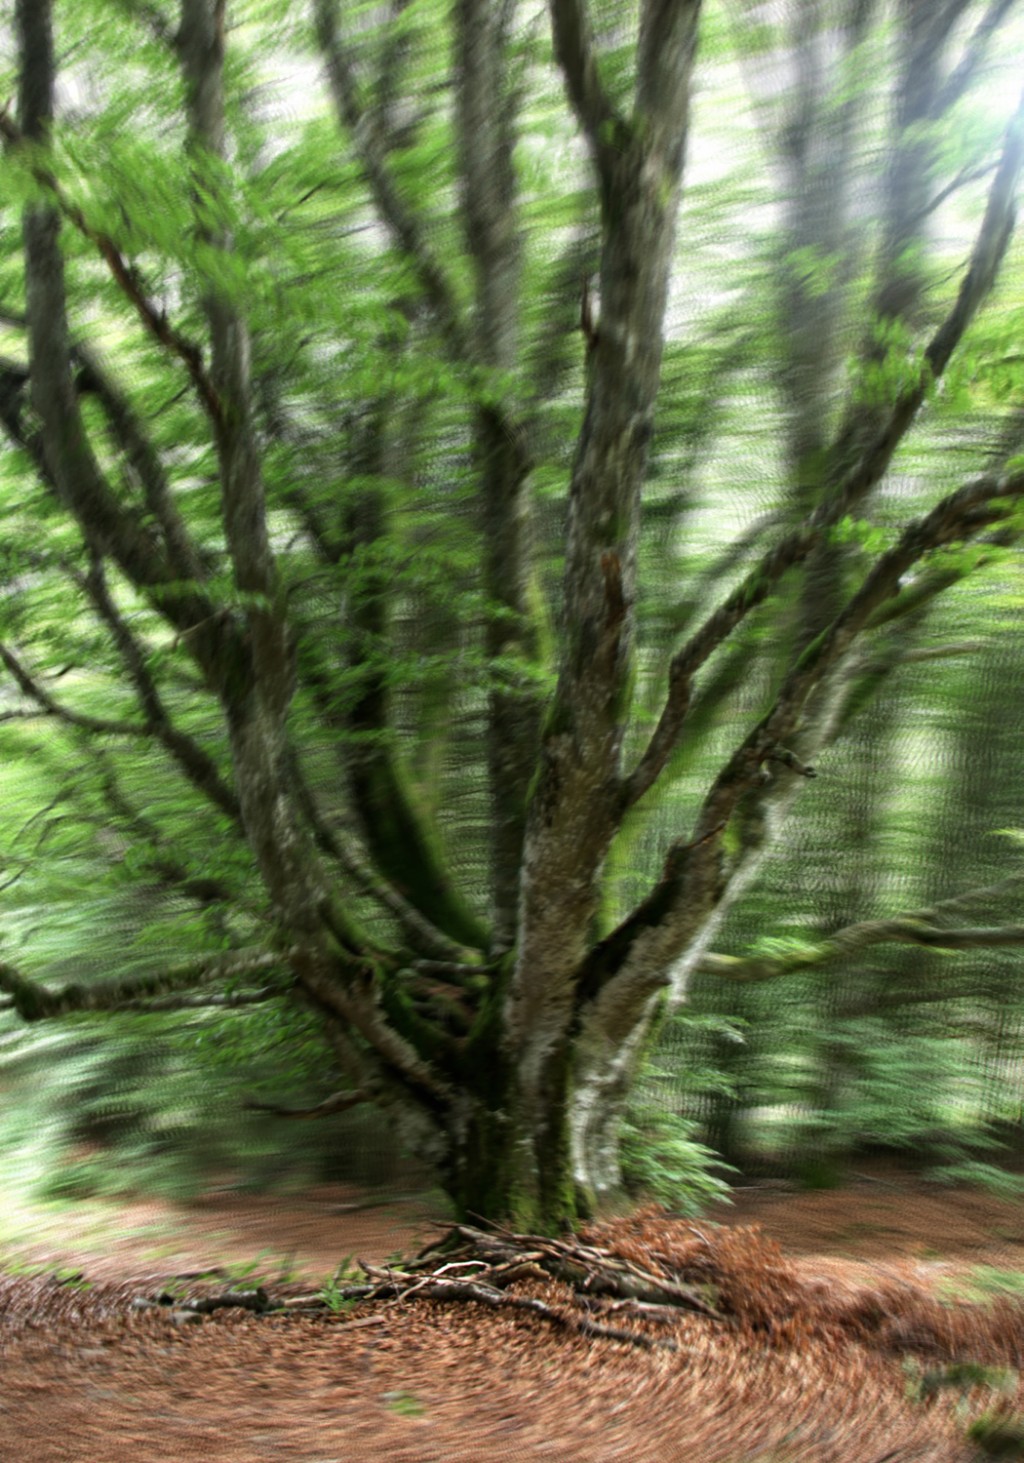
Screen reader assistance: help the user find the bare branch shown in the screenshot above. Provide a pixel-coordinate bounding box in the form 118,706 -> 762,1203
870,639 -> 985,667
0,949 -> 294,1022
765,746 -> 816,778
925,89 -> 1024,377
110,984 -> 280,1012
410,958 -> 489,984
932,0 -> 1019,117
548,0 -> 621,152
908,159 -> 999,230
0,642 -> 142,736
242,1088 -> 371,1120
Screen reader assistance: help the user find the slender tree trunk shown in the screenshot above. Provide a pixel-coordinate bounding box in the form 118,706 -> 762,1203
457,0 -> 544,954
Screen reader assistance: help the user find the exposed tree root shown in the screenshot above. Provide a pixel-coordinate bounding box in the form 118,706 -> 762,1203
129,1218 -> 729,1350
418,1222 -> 726,1318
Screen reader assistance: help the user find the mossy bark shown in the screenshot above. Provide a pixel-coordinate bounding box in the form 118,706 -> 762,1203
444,1081 -> 582,1232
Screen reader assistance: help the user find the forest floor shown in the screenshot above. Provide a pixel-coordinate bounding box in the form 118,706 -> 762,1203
3,1166 -> 1024,1460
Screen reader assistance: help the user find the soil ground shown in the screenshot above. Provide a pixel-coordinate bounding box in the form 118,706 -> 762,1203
3,1167 -> 1024,1461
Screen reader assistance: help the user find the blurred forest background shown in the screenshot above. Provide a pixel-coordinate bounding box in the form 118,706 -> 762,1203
1,0 -> 1024,1219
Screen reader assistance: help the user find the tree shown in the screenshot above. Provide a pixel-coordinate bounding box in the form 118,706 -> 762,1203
1,0 -> 1024,1229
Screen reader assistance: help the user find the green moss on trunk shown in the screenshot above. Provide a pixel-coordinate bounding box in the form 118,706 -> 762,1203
350,751 -> 489,951
444,1003 -> 581,1231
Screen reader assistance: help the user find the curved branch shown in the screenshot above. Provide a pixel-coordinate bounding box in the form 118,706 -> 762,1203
585,464 -> 1024,1021
548,0 -> 621,155
925,89 -> 1024,377
74,555 -> 242,823
0,643 -> 142,735
698,872 -> 1024,983
694,464 -> 1024,842
932,0 -> 1019,117
12,162 -> 243,699
623,92 -> 1024,811
1,560 -> 243,828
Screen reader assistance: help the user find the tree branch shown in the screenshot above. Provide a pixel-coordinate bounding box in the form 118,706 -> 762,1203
109,0 -> 178,49
0,949 -> 293,1022
74,346 -> 207,584
636,0 -> 701,142
925,89 -> 1024,377
583,461 -> 1024,1025
693,463 -> 1024,842
287,749 -> 477,965
103,984 -> 280,1012
314,0 -> 468,352
0,642 -> 142,736
548,0 -> 621,155
623,91 -> 1024,811
0,353 -> 213,642
698,873 -> 1024,983
1,557 -> 243,828
0,111 -> 224,429
10,10 -> 244,695
242,1088 -> 370,1120
73,554 -> 242,823
932,0 -> 1019,117
908,159 -> 999,231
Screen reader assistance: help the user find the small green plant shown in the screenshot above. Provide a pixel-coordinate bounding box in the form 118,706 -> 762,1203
905,1357 -> 1017,1404
382,1390 -> 424,1418
222,1255 -> 265,1282
316,1254 -> 362,1314
317,1279 -> 357,1315
967,1411 -> 1024,1457
214,1251 -> 298,1287
621,1102 -> 735,1215
52,1267 -> 92,1291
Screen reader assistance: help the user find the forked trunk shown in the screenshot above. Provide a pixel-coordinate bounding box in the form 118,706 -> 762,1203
441,1000 -> 652,1228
